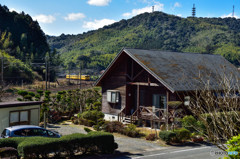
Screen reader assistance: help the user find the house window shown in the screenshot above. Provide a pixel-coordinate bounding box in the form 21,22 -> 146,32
10,110 -> 29,126
184,96 -> 190,106
152,94 -> 166,109
107,90 -> 120,103
10,112 -> 19,124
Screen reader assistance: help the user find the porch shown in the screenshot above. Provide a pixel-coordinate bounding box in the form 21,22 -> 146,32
118,82 -> 181,128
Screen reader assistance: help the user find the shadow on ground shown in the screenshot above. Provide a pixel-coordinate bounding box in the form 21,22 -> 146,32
47,124 -> 61,128
169,141 -> 212,148
71,151 -> 143,159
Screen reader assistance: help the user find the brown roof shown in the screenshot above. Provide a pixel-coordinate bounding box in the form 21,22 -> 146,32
96,48 -> 240,92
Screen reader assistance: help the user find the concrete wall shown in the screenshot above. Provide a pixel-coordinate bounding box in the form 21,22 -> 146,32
0,105 -> 40,133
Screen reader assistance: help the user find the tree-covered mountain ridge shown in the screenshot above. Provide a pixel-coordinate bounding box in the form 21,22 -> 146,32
0,5 -> 60,83
48,11 -> 240,71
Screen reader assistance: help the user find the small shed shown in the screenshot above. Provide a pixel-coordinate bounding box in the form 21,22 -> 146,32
0,101 -> 42,133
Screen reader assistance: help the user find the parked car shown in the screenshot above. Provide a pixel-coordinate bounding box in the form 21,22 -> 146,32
1,125 -> 61,138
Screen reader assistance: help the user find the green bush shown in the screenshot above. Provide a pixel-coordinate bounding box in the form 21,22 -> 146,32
123,124 -> 140,137
0,147 -> 18,158
174,128 -> 191,143
0,132 -> 118,158
226,134 -> 240,159
181,115 -> 205,133
159,131 -> 176,143
80,110 -> 105,126
84,127 -> 92,133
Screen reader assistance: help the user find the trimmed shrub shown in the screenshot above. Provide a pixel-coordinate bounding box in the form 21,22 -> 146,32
123,124 -> 140,137
0,147 -> 18,158
159,131 -> 176,143
146,134 -> 157,141
103,121 -> 124,133
0,137 -> 26,149
174,128 -> 191,143
0,132 -> 118,158
84,127 -> 92,133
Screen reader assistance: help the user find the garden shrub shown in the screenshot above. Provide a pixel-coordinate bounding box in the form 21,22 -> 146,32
146,134 -> 157,141
103,121 -> 124,133
174,128 -> 191,143
159,131 -> 176,143
0,147 -> 18,158
123,124 -> 140,137
80,110 -> 105,127
226,134 -> 240,159
0,132 -> 117,158
181,115 -> 206,135
84,127 -> 92,133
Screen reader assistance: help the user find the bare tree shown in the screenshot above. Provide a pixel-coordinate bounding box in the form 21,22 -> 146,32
188,74 -> 240,150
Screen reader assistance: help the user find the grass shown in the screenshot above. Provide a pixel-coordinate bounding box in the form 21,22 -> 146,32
137,127 -> 160,137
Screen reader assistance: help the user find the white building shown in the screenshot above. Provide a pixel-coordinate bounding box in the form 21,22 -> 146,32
0,101 -> 42,133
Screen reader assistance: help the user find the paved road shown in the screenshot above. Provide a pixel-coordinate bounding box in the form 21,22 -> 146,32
129,145 -> 224,159
47,123 -> 226,159
88,145 -> 225,159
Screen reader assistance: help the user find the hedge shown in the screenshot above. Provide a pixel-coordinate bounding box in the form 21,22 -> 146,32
0,132 -> 117,158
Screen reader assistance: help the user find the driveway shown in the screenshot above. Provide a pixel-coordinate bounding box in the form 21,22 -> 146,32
47,122 -> 163,153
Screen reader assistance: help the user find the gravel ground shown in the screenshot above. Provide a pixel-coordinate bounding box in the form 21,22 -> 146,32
47,122 -> 163,154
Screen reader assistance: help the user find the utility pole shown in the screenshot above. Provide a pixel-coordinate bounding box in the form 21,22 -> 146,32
1,56 -> 3,87
45,56 -> 48,91
48,59 -> 50,89
79,65 -> 81,89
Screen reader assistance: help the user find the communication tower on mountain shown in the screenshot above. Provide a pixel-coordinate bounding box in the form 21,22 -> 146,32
192,4 -> 196,17
232,5 -> 235,17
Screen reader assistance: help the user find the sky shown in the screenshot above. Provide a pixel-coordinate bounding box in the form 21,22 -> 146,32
1,0 -> 240,36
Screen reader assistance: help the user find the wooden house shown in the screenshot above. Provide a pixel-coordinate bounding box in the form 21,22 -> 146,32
95,48 -> 239,127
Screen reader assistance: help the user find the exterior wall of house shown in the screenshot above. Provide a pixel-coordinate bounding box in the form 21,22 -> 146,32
0,105 -> 40,133
101,53 -> 128,115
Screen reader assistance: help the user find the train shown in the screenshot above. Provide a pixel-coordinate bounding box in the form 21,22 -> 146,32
66,75 -> 90,80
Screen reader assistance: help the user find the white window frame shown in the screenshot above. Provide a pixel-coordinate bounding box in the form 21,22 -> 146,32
107,90 -> 120,103
184,96 -> 190,106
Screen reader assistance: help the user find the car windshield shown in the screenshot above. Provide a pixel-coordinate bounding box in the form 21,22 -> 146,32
1,129 -> 10,137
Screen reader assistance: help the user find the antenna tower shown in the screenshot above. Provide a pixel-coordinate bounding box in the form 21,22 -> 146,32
152,6 -> 154,12
232,5 -> 235,17
192,4 -> 196,17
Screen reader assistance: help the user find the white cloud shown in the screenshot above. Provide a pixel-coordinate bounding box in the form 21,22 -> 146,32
10,8 -> 20,13
122,2 -> 164,18
87,0 -> 111,6
83,19 -> 116,30
32,14 -> 56,24
174,2 -> 181,8
64,13 -> 85,21
221,13 -> 239,19
176,14 -> 182,17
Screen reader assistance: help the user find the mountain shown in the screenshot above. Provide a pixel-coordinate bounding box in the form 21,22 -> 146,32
0,5 -> 60,83
48,12 -> 240,72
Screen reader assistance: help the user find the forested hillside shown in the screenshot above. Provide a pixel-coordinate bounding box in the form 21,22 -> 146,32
0,5 -> 60,83
48,11 -> 240,72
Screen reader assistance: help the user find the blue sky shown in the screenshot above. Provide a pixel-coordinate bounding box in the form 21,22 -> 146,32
1,0 -> 239,36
